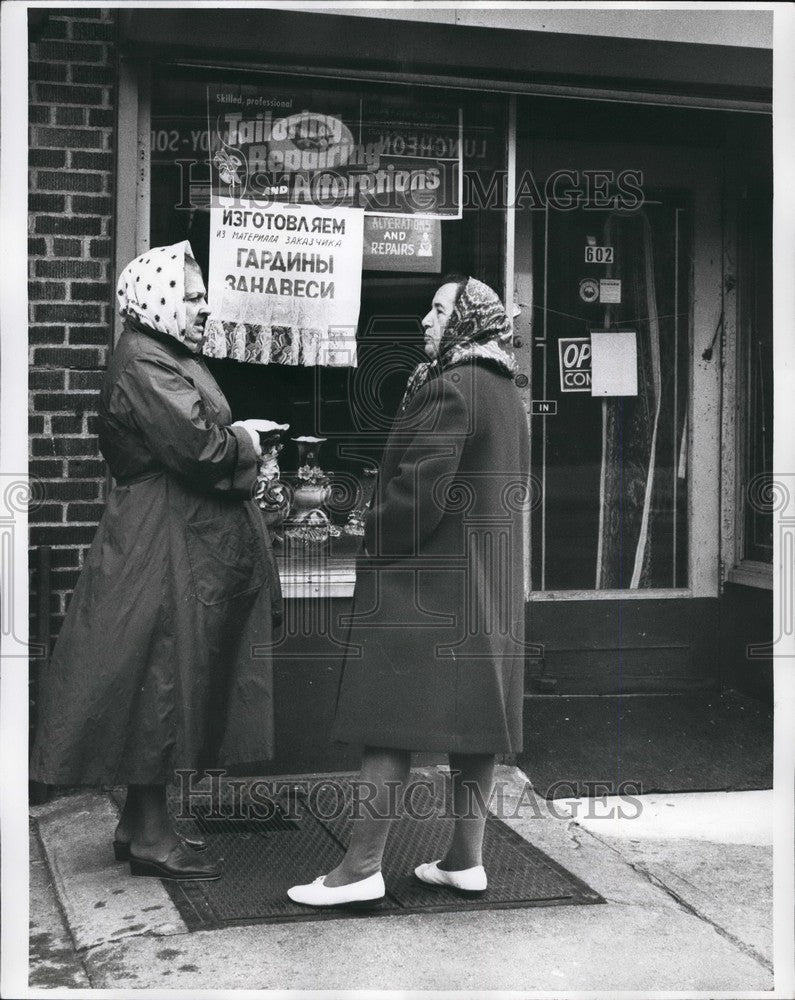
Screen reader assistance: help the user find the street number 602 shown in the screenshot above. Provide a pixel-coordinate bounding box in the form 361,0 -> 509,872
584,246 -> 614,264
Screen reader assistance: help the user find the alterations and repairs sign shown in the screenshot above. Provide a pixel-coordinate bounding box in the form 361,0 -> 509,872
363,216 -> 441,272
558,337 -> 592,392
205,202 -> 364,366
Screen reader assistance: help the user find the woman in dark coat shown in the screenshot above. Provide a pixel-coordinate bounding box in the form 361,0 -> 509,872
288,277 -> 530,907
30,241 -> 284,881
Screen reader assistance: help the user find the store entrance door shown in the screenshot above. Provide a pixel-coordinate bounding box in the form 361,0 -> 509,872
513,132 -> 724,693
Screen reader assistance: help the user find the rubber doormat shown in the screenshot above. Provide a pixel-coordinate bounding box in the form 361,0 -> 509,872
157,773 -> 604,928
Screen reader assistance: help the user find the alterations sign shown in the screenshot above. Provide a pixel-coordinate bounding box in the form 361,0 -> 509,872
205,202 -> 364,367
207,83 -> 462,219
363,216 -> 441,272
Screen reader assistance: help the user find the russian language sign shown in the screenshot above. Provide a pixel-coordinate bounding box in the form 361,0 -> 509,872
207,83 -> 462,219
204,202 -> 364,366
363,216 -> 441,272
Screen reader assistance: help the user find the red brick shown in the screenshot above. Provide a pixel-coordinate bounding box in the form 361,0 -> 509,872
30,460 -> 65,479
71,64 -> 114,85
29,504 -> 65,524
34,304 -> 102,324
53,238 -> 83,256
31,392 -> 96,414
39,481 -> 100,502
31,16 -> 69,39
28,281 -> 67,301
47,548 -> 82,569
29,105 -> 52,125
29,370 -> 66,390
68,370 -> 104,390
28,237 -> 48,255
52,9 -> 108,22
37,171 -> 104,193
70,282 -> 108,301
68,326 -> 108,346
29,149 -> 67,169
51,416 -> 84,434
31,437 -> 56,457
68,459 -> 105,478
36,127 -> 104,149
87,108 -> 114,128
52,437 -> 100,458
34,347 -> 100,367
66,503 -> 105,523
29,325 -> 67,345
36,259 -> 102,279
30,525 -> 97,546
89,239 -> 111,258
34,41 -> 104,62
51,570 -> 82,593
29,415 -> 46,433
71,20 -> 116,41
29,193 -> 66,213
71,195 -> 112,215
35,216 -> 102,237
29,61 -> 69,82
69,150 -> 112,170
55,107 -> 86,126
37,83 -> 106,107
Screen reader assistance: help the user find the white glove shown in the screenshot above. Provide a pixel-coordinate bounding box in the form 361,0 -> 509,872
231,420 -> 290,459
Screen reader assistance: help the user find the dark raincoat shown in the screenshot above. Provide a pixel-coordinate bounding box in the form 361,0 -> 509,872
30,322 -> 281,785
331,360 -> 529,754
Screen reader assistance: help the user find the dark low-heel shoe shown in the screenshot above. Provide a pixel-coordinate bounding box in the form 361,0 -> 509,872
129,842 -> 222,881
113,833 -> 208,862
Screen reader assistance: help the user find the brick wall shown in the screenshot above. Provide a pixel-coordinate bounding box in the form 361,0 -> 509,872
28,9 -> 117,650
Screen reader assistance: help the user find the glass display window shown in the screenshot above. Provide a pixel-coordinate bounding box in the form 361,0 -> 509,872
147,66 -> 507,504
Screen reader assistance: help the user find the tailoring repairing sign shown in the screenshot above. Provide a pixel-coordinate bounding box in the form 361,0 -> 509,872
207,83 -> 462,218
205,202 -> 364,366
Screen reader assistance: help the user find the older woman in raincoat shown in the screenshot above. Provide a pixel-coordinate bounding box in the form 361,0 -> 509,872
288,276 -> 530,908
30,242 -> 284,881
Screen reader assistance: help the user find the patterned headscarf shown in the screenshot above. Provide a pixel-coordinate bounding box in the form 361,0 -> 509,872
116,241 -> 200,345
400,277 -> 518,412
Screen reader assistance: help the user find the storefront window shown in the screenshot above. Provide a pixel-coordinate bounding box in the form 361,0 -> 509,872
148,66 -> 506,501
516,102 -> 695,591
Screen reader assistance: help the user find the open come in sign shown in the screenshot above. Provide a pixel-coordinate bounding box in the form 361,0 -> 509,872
558,337 -> 592,392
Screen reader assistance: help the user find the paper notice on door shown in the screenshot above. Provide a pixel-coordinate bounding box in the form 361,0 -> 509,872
590,330 -> 638,396
599,278 -> 621,303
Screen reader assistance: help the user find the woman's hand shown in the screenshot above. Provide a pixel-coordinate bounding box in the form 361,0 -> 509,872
231,420 -> 290,459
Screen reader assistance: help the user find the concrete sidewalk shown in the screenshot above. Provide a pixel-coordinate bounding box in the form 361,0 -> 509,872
28,767 -> 773,993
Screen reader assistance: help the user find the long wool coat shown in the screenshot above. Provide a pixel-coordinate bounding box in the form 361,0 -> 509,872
30,323 -> 281,785
331,360 -> 530,754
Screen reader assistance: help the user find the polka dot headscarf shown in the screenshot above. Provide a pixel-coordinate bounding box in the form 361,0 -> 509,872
116,240 -> 199,344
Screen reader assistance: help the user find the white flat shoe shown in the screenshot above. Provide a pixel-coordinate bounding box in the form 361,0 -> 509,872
287,871 -> 385,908
414,860 -> 488,894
